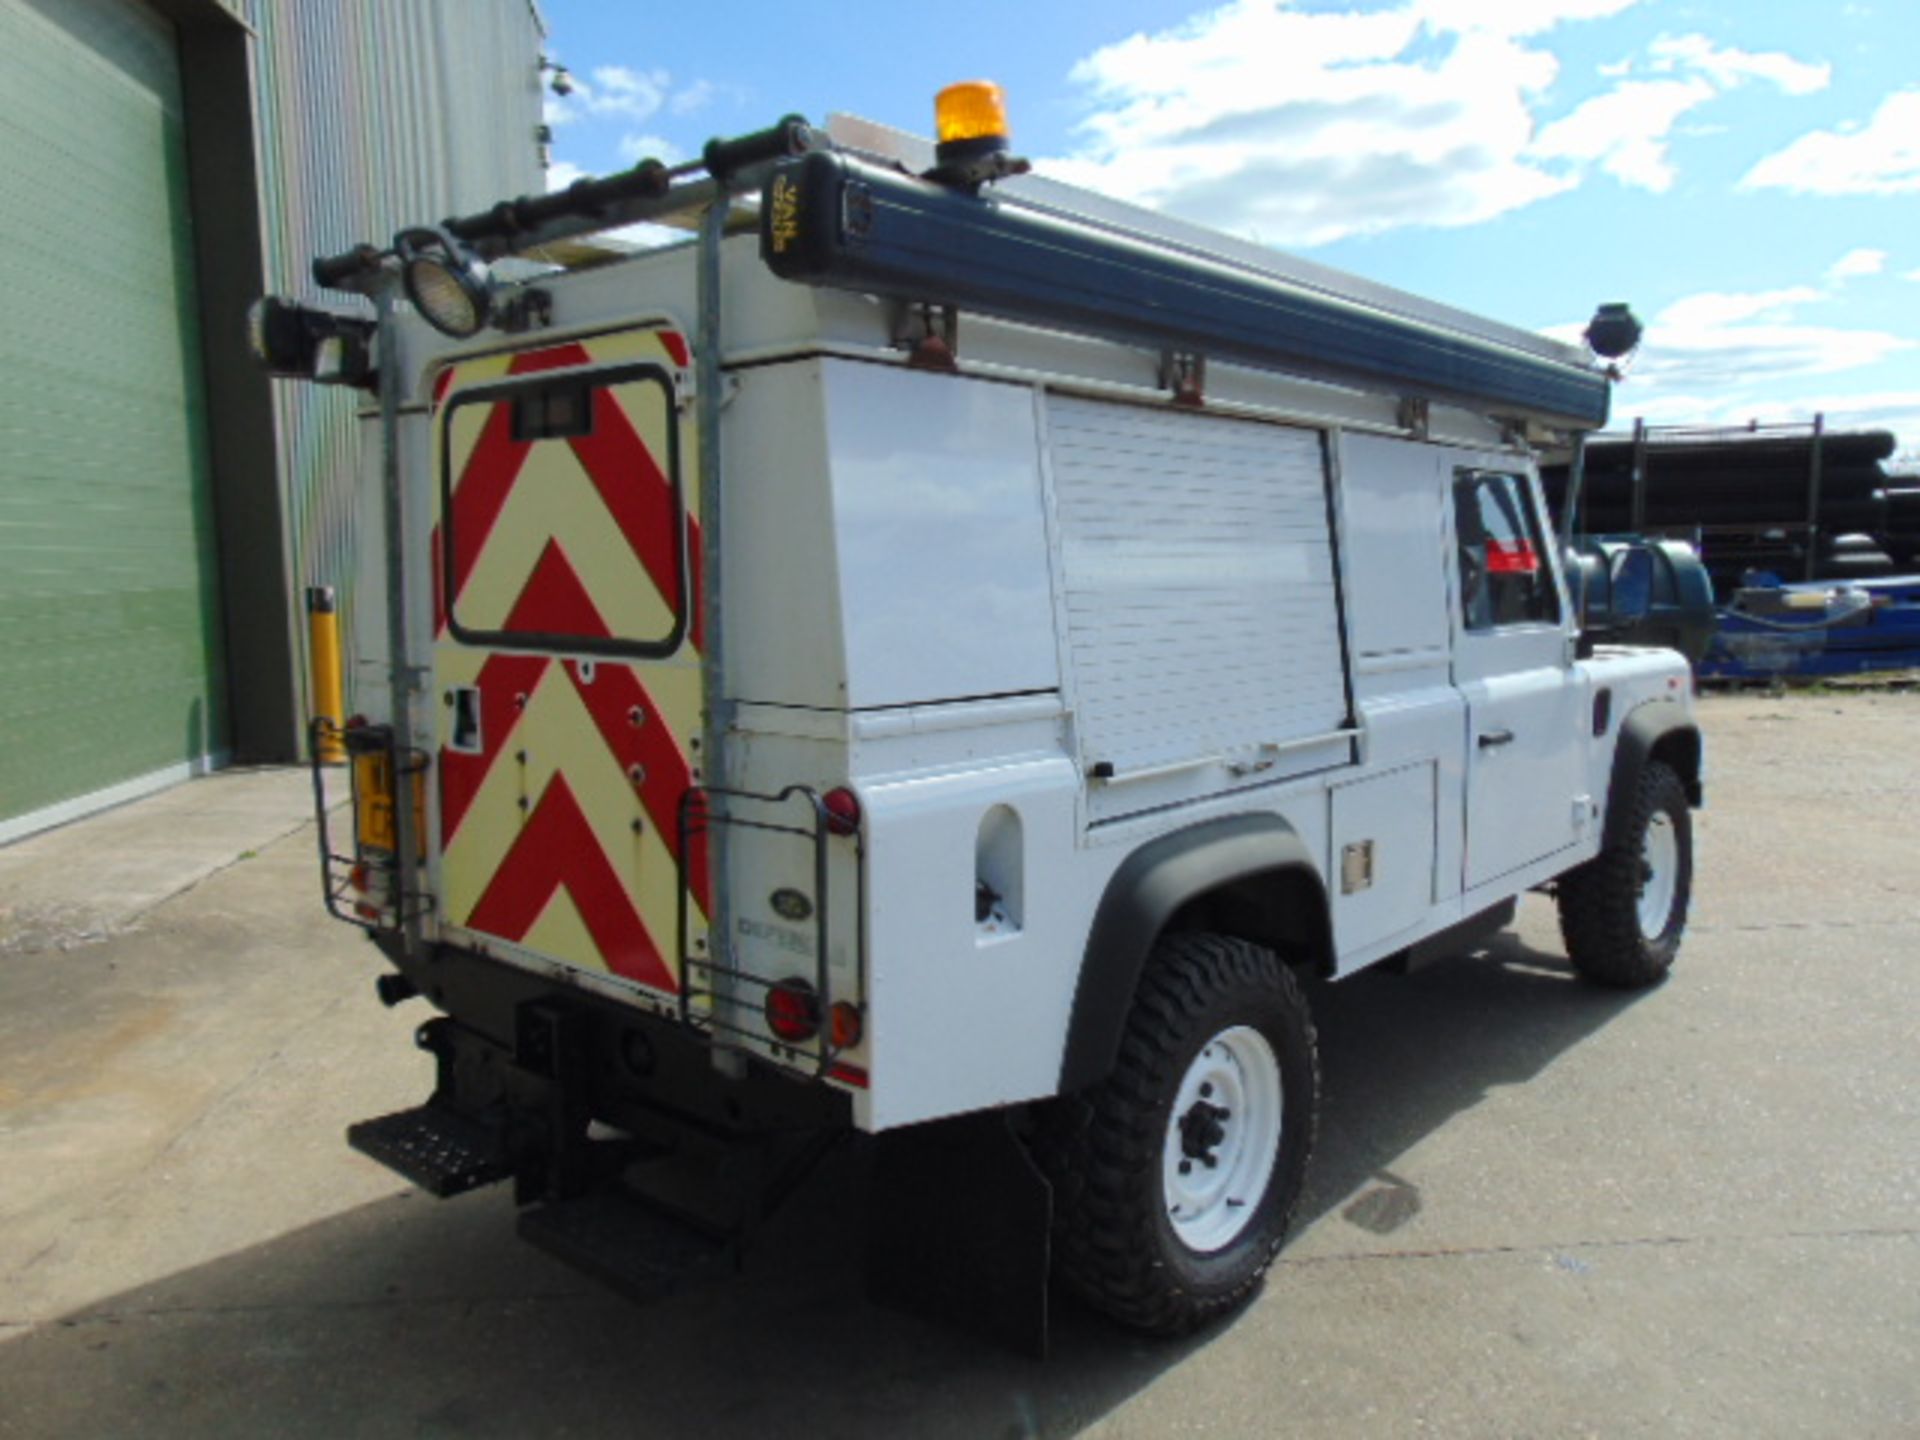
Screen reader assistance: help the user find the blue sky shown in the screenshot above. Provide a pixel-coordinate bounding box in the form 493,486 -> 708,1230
536,0 -> 1920,457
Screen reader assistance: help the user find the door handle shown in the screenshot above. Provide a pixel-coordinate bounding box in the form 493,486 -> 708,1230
1478,728 -> 1515,749
449,685 -> 484,754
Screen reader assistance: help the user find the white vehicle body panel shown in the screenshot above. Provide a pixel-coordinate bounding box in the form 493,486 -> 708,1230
827,365 -> 1058,709
340,231 -> 1692,1135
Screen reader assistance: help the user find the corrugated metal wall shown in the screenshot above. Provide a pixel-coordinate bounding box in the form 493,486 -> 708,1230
245,0 -> 546,716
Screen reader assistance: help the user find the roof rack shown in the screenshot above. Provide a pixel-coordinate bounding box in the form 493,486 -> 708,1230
312,110 -> 1612,430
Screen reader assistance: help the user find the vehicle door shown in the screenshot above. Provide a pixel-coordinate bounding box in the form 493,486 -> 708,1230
1449,465 -> 1591,890
428,326 -> 706,1002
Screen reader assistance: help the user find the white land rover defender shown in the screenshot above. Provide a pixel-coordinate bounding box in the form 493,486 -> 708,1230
254,90 -> 1701,1353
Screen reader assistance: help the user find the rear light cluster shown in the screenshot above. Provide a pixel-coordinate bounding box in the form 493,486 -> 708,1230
759,786 -> 864,1059
830,999 -> 862,1049
762,977 -> 862,1050
347,861 -> 383,922
764,978 -> 818,1043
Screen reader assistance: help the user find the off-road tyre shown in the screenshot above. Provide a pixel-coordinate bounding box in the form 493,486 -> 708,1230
1036,931 -> 1319,1336
1557,758 -> 1692,988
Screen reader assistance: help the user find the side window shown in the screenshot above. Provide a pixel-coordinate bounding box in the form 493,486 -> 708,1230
1453,471 -> 1560,631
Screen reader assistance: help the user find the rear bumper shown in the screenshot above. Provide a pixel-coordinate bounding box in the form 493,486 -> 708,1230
370,932 -> 852,1157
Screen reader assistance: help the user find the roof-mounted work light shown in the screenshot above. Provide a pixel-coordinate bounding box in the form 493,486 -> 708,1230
247,295 -> 375,388
1584,302 -> 1643,365
397,226 -> 495,339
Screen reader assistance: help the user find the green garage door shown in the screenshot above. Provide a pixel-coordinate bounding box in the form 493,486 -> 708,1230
0,0 -> 226,836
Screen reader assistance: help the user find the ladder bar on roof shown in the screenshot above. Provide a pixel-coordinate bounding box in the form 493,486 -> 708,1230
761,151 -> 1611,430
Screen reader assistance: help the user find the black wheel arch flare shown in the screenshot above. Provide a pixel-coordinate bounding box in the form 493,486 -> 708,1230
1057,813 -> 1329,1094
1604,699 -> 1703,851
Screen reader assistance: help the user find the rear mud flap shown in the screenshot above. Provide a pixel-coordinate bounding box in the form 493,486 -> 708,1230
867,1110 -> 1054,1359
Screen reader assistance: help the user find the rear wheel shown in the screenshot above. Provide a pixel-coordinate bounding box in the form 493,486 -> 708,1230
1558,759 -> 1693,988
1038,931 -> 1319,1335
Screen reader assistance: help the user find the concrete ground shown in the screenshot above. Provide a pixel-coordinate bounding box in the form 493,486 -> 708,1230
1,694 -> 1915,1438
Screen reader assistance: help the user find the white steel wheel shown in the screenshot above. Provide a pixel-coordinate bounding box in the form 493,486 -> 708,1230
1558,758 -> 1693,989
1036,931 -> 1320,1337
1637,811 -> 1680,940
1162,1025 -> 1284,1254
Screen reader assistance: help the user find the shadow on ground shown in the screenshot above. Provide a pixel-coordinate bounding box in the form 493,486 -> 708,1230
0,935 -> 1641,1439
1297,929 -> 1640,1236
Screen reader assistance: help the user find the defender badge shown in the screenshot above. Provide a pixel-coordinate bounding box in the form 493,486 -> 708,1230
770,888 -> 814,922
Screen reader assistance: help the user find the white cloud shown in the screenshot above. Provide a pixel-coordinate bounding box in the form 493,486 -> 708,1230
587,65 -> 671,123
545,160 -> 587,194
1654,287 -> 1820,329
1827,248 -> 1888,282
669,80 -> 716,117
543,65 -> 719,162
1043,0 -> 1633,247
1905,267 -> 1920,283
1742,89 -> 1920,195
1043,0 -> 1836,247
1555,287 -> 1913,401
1531,78 -> 1714,191
1645,34 -> 1830,95
1522,32 -> 1827,193
1411,0 -> 1641,38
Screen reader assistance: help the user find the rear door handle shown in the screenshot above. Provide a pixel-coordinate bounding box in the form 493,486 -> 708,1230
1478,728 -> 1515,749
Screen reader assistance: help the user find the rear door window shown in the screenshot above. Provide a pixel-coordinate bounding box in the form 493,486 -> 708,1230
439,361 -> 687,658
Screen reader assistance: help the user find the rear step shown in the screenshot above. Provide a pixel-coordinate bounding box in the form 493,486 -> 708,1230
518,1132 -> 841,1302
518,1189 -> 737,1303
347,1104 -> 512,1198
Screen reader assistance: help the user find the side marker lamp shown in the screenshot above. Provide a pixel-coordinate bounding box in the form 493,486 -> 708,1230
821,786 -> 862,837
397,226 -> 495,339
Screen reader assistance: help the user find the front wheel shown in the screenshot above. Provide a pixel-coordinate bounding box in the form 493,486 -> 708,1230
1557,758 -> 1693,988
1037,932 -> 1319,1336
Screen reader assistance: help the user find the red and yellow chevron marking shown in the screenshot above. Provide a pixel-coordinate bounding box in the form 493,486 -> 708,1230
432,337 -> 702,646
429,328 -> 705,994
466,773 -> 676,993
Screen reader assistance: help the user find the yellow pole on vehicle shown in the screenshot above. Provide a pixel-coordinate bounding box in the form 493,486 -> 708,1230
307,585 -> 347,764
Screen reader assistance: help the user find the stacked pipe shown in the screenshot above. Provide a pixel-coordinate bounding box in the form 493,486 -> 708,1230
1541,428 -> 1912,592
1886,489 -> 1920,566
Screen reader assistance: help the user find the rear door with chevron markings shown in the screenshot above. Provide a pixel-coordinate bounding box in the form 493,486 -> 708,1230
429,328 -> 705,1000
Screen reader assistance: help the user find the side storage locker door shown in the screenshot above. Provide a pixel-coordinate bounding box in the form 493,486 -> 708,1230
1045,396 -> 1354,822
1327,432 -> 1463,966
428,329 -> 706,1002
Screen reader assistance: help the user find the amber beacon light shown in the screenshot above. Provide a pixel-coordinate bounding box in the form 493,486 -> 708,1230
930,81 -> 1029,189
935,80 -> 1010,149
